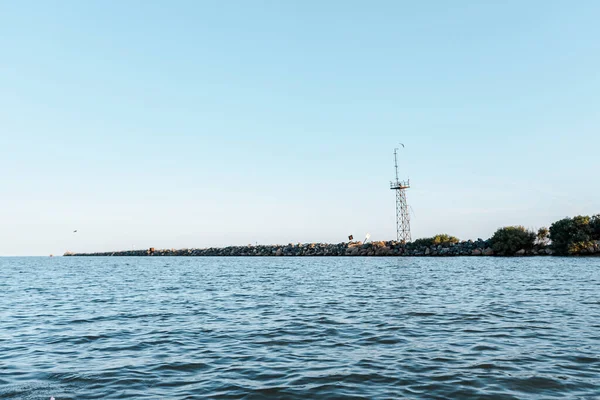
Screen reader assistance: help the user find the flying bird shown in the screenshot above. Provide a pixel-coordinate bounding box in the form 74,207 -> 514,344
73,230 -> 78,233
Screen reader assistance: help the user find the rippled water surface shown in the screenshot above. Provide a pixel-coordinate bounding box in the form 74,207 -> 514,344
1,257 -> 599,399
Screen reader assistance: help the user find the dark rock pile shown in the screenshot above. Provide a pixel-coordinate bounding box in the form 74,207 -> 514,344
64,240 -> 560,257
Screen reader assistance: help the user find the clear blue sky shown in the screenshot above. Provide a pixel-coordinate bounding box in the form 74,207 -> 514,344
1,1 -> 599,256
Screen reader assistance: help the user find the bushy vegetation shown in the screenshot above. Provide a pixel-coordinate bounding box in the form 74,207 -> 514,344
432,234 -> 460,245
410,238 -> 433,248
411,234 -> 459,248
400,214 -> 599,256
549,215 -> 600,255
490,226 -> 536,256
590,214 -> 600,238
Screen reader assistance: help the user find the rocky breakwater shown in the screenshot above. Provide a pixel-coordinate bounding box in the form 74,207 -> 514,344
400,239 -> 556,256
63,239 -> 561,257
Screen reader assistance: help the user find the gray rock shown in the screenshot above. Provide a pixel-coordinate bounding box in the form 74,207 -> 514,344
587,246 -> 595,254
376,247 -> 390,256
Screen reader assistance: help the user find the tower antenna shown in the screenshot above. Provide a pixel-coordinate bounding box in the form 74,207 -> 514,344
390,145 -> 411,243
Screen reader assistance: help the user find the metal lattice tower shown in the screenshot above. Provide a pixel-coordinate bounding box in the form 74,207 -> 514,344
390,147 -> 411,243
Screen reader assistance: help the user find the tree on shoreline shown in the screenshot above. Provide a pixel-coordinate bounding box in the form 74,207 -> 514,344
410,234 -> 459,248
550,215 -> 600,255
591,215 -> 600,239
490,226 -> 536,256
550,216 -> 590,255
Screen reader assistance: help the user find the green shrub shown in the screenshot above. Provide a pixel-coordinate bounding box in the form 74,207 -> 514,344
411,237 -> 434,248
432,234 -> 460,245
411,234 -> 459,248
549,215 -> 593,255
490,226 -> 535,256
568,241 -> 595,255
590,214 -> 600,240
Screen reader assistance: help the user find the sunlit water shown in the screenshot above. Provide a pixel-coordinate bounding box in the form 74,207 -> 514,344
0,256 -> 598,399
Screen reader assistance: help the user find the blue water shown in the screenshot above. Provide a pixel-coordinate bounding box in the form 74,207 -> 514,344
0,256 -> 599,399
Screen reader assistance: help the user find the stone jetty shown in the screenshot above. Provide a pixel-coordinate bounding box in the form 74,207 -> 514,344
63,239 -> 565,257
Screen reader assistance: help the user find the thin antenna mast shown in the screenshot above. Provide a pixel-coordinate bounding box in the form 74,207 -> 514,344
394,148 -> 399,184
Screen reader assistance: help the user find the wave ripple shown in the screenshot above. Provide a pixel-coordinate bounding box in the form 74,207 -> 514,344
0,256 -> 599,399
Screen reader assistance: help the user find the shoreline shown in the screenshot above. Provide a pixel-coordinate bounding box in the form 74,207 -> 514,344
63,240 -> 592,257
